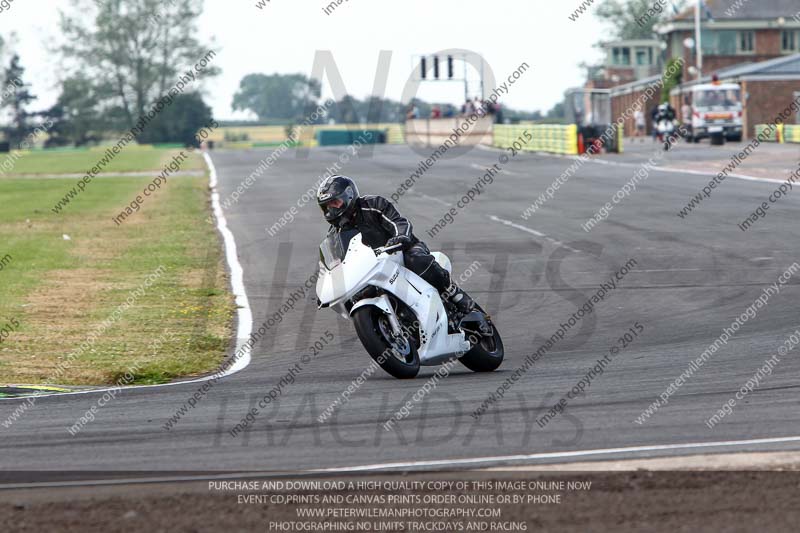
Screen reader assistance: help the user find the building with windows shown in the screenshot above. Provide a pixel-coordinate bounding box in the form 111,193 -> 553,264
591,40 -> 664,88
657,0 -> 800,80
605,0 -> 800,139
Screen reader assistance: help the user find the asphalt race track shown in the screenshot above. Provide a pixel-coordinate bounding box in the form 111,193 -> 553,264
2,142 -> 799,475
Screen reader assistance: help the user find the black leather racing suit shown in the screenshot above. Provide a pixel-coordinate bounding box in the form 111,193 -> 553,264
331,195 -> 452,294
655,106 -> 676,123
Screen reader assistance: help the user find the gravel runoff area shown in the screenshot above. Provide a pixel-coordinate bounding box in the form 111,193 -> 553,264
1,467 -> 798,532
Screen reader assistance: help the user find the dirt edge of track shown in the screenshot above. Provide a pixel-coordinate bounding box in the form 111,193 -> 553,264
2,460 -> 798,533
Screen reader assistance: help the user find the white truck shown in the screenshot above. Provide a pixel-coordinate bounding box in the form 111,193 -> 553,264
682,83 -> 743,143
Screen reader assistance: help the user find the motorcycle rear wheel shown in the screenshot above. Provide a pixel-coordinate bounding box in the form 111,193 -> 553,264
352,307 -> 420,379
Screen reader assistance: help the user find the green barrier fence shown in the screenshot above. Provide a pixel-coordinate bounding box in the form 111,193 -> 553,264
211,123 -> 406,146
493,125 -> 578,155
252,141 -> 300,148
316,129 -> 387,147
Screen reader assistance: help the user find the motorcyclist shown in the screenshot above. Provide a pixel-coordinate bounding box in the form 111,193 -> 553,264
655,103 -> 676,123
316,175 -> 474,315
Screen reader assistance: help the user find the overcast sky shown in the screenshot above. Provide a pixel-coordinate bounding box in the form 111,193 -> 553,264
1,0 -> 611,120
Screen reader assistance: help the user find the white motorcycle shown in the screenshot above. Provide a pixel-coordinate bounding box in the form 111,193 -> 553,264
316,229 -> 504,379
657,118 -> 677,151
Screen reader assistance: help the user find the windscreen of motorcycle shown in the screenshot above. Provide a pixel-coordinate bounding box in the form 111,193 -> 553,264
317,229 -> 381,307
319,227 -> 361,270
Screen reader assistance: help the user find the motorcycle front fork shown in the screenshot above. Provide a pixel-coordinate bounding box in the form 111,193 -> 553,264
386,311 -> 403,337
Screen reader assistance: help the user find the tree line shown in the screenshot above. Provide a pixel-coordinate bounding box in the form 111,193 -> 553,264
6,0 -> 679,149
1,0 -> 220,148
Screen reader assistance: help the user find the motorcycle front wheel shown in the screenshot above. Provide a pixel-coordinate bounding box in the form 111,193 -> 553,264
352,307 -> 420,379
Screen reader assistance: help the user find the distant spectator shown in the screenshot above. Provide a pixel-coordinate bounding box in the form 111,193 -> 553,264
681,97 -> 692,124
406,104 -> 420,120
431,106 -> 442,119
443,105 -> 455,118
463,99 -> 475,116
681,97 -> 692,142
494,103 -> 503,124
634,109 -> 646,142
650,105 -> 660,142
474,97 -> 484,116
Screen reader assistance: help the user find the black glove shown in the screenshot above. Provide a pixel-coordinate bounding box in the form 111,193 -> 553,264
386,235 -> 412,251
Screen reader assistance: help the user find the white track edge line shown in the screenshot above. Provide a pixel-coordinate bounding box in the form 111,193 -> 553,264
0,152 -> 253,402
555,152 -> 789,185
488,215 -> 581,254
312,435 -> 800,473
408,188 -> 453,207
3,435 -> 799,489
476,142 -> 790,186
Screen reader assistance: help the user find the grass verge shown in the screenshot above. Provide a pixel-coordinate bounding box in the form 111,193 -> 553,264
1,145 -> 205,175
0,148 -> 234,385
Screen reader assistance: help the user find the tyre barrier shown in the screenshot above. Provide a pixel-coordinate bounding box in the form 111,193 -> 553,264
754,124 -> 783,143
578,124 -> 623,154
493,124 -> 579,155
782,124 -> 800,144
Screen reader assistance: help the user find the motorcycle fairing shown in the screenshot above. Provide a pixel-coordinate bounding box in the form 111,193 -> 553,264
317,235 -> 469,365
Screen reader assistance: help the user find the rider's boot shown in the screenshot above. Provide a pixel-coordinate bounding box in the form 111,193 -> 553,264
444,283 -> 475,314
420,260 -> 474,315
